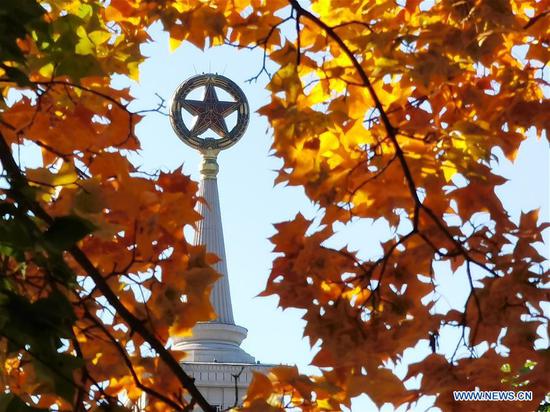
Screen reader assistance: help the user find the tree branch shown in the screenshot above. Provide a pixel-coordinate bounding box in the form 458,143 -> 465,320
0,132 -> 215,412
82,307 -> 186,411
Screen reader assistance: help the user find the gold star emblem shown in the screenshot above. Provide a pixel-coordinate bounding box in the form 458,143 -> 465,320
181,81 -> 239,137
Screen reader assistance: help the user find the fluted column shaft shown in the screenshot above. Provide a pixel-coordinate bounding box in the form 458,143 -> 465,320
195,149 -> 235,324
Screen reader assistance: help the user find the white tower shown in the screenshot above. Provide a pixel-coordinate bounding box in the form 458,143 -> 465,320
169,74 -> 270,410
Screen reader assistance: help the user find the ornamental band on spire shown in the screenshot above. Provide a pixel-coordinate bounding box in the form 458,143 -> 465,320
170,73 -> 250,152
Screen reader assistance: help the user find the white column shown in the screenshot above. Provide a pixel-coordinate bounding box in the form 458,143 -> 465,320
173,148 -> 255,364
194,149 -> 235,324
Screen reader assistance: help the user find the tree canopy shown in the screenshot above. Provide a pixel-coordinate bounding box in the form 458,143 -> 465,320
0,0 -> 548,411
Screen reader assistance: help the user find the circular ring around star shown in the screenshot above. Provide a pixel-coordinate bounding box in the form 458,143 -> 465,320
170,74 -> 250,151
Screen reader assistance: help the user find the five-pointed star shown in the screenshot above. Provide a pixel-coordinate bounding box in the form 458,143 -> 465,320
181,81 -> 239,137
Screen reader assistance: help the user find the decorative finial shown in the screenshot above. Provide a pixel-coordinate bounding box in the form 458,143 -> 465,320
170,74 -> 249,155
200,147 -> 220,179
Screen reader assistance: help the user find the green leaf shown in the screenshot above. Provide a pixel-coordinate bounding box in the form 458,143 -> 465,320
45,252 -> 76,285
0,0 -> 46,63
0,65 -> 31,86
33,290 -> 77,339
43,215 -> 95,251
0,393 -> 47,412
0,290 -> 76,352
0,211 -> 37,260
0,290 -> 80,402
32,352 -> 83,402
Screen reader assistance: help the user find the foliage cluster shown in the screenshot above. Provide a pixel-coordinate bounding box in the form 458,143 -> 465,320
0,0 -> 548,411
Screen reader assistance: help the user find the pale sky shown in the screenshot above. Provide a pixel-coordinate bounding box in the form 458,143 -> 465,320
120,22 -> 548,412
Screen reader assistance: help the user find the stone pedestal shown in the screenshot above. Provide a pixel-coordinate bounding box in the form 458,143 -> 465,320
174,323 -> 254,363
174,322 -> 271,410
181,362 -> 271,411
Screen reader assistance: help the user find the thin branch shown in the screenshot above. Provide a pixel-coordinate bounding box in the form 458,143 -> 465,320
288,0 -> 500,290
330,20 -> 374,33
1,333 -> 121,408
464,261 -> 482,345
245,16 -> 293,82
231,366 -> 245,408
347,153 -> 397,200
35,80 -> 127,111
295,11 -> 301,66
83,307 -> 186,411
523,10 -> 549,29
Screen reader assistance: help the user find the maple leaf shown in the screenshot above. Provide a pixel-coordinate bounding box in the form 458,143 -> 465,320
0,0 -> 547,411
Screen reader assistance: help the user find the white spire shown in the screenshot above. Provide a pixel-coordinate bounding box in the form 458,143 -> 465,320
195,149 -> 234,324
173,149 -> 255,364
169,74 -> 254,364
